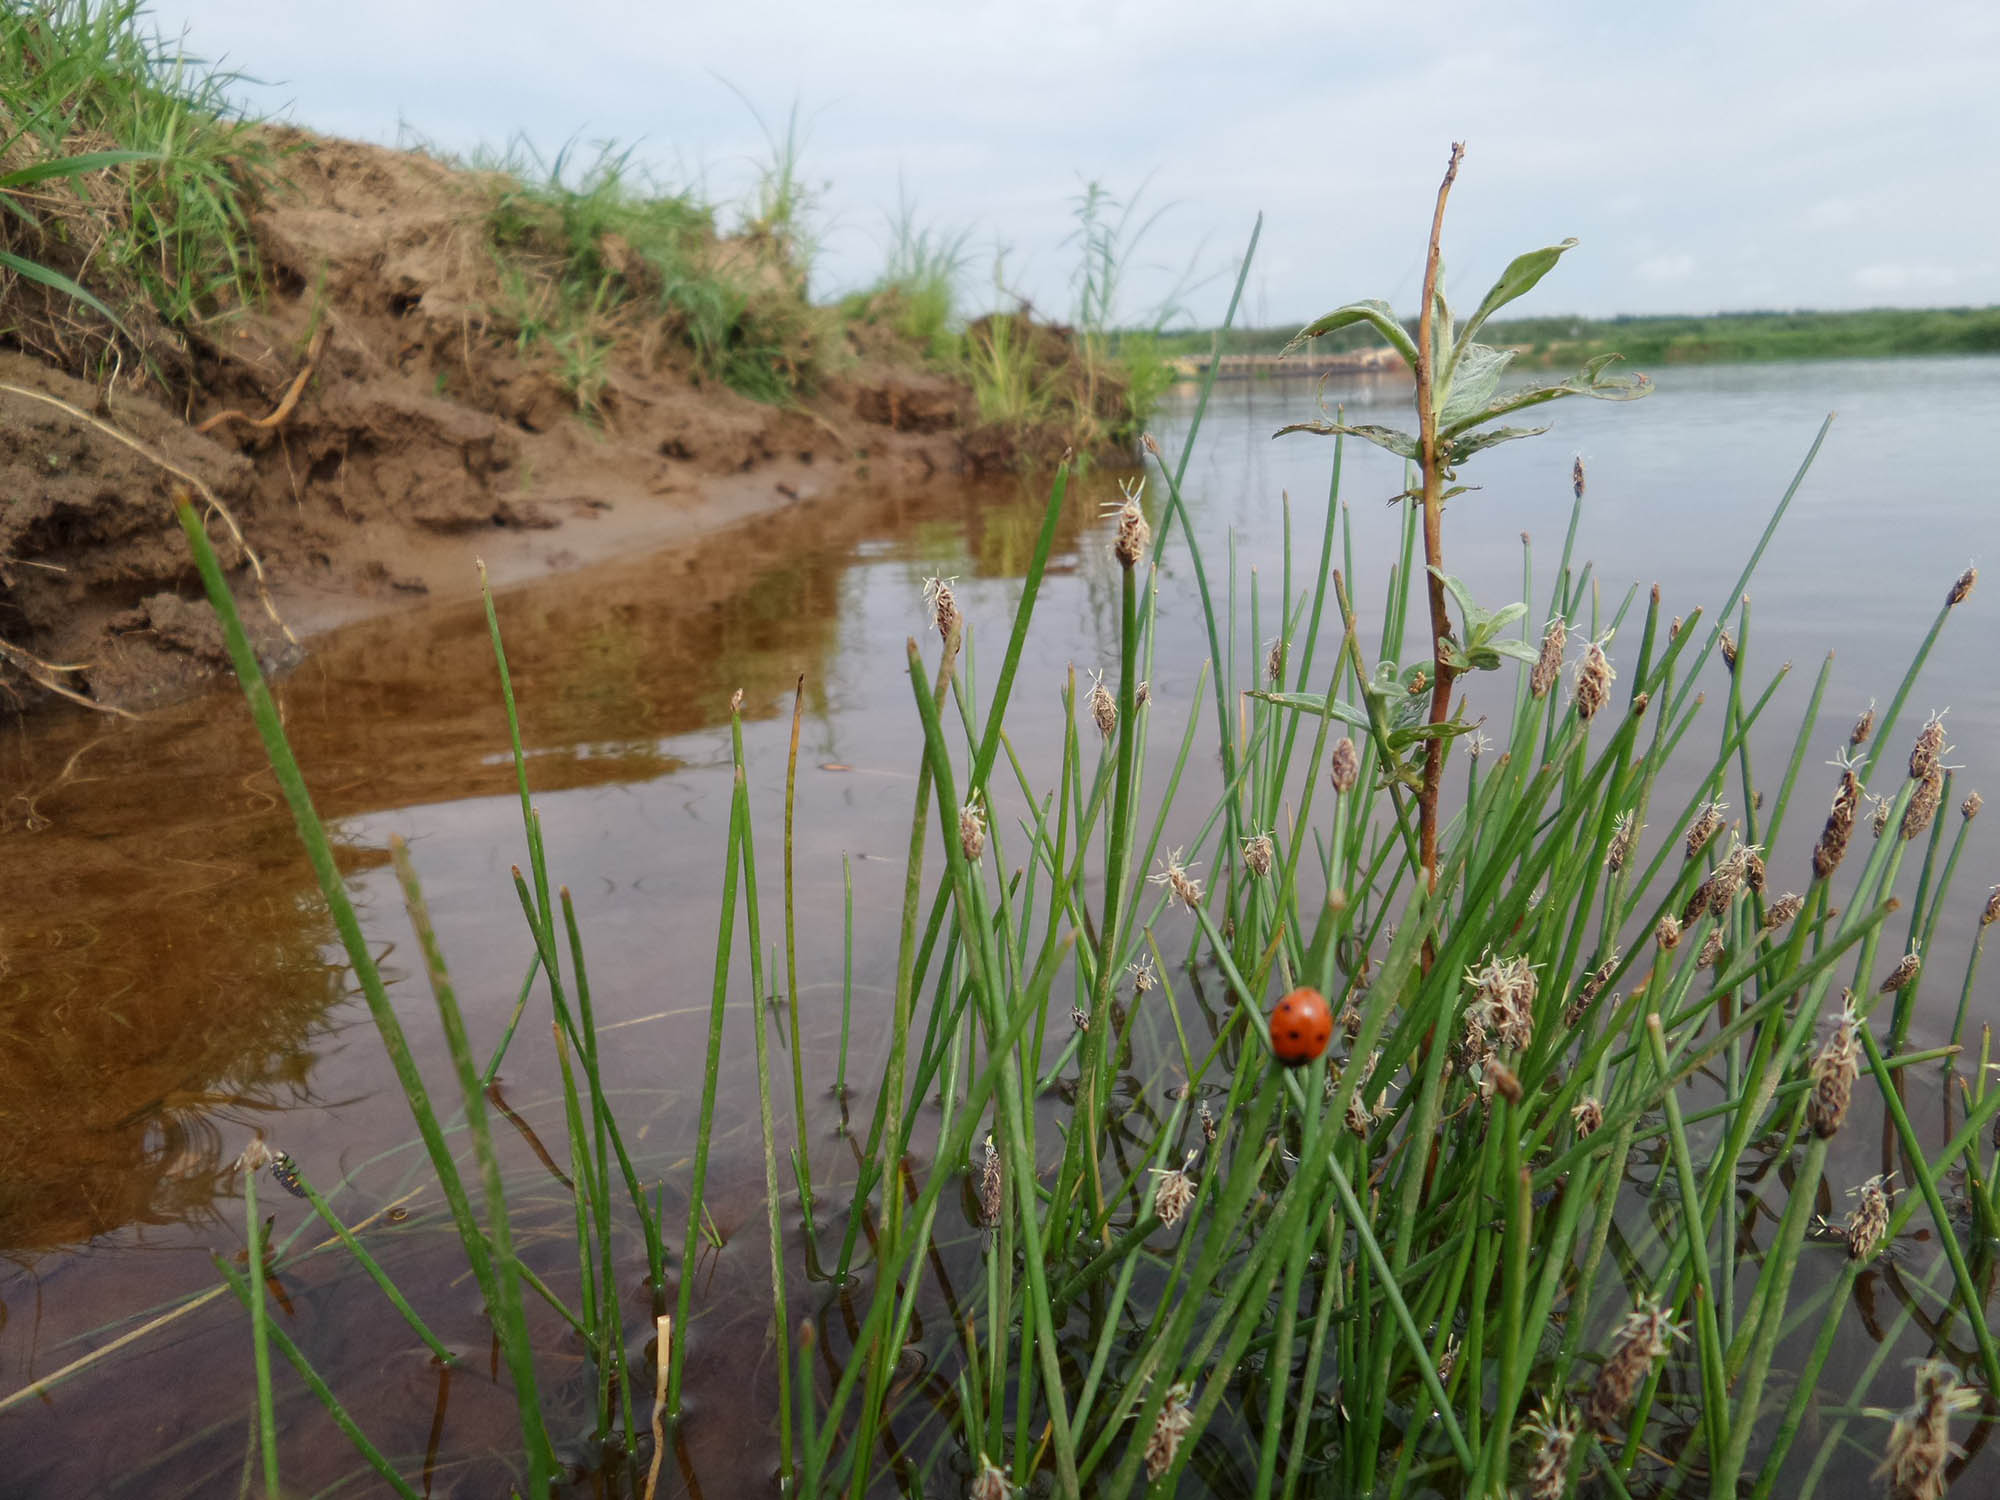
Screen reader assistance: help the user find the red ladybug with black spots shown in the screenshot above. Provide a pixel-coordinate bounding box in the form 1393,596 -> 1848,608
1268,986 -> 1333,1066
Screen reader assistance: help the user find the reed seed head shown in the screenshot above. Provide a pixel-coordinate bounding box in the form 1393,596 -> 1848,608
1983,885 -> 2000,928
1198,1098 -> 1216,1144
1902,766 -> 1945,841
1719,628 -> 1738,673
1684,799 -> 1728,860
1149,1149 -> 1198,1228
969,1454 -> 1010,1500
1877,1359 -> 1978,1500
1586,1298 -> 1685,1435
1439,1336 -> 1461,1382
1910,710 -> 1950,781
1946,563 -> 1978,608
1129,957 -> 1156,995
1150,849 -> 1204,911
1524,1396 -> 1581,1500
979,1134 -> 1002,1227
1851,701 -> 1876,747
1486,1058 -> 1523,1106
1655,914 -> 1683,952
1265,637 -> 1285,684
1329,736 -> 1360,794
1962,790 -> 1983,821
1572,455 -> 1586,500
959,792 -> 987,862
1763,891 -> 1805,931
1608,811 -> 1641,871
1112,478 -> 1152,568
1573,638 -> 1615,721
1844,1172 -> 1894,1262
1134,679 -> 1151,708
1572,1095 -> 1604,1138
1241,830 -> 1275,879
1808,1000 -> 1860,1138
1071,1004 -> 1088,1033
923,574 -> 961,640
1145,1381 -> 1194,1481
1879,945 -> 1921,994
1697,929 -> 1726,970
1530,617 -> 1567,700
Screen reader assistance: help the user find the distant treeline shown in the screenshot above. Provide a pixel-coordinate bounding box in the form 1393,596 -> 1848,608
1155,305 -> 2000,366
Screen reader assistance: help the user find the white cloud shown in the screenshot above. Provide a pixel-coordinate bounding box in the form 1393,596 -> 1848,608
1807,198 -> 1865,230
144,0 -> 2000,323
1852,263 -> 1960,294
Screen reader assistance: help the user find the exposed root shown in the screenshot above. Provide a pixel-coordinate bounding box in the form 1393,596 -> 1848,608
193,323 -> 330,436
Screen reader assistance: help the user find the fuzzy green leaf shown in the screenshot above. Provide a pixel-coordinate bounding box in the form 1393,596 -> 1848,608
1444,424 -> 1553,466
1245,689 -> 1371,731
1451,239 -> 1578,366
1438,341 -> 1516,429
1274,420 -> 1419,462
1441,353 -> 1650,447
1282,298 -> 1420,369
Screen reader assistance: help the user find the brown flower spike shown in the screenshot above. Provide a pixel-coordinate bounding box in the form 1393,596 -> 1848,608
1879,946 -> 1921,994
1586,1299 -> 1684,1435
1684,799 -> 1727,859
1845,1173 -> 1893,1262
1530,617 -> 1567,700
1087,670 -> 1116,740
1329,736 -> 1360,794
1145,1382 -> 1195,1481
1807,1000 -> 1859,1138
1524,1397 -> 1580,1500
1762,891 -> 1804,931
1573,639 -> 1615,721
1945,563 -> 1977,608
1112,477 -> 1151,569
1812,765 -> 1862,880
1878,1360 -> 1977,1500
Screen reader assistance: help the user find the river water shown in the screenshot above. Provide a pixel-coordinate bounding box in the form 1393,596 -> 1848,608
1,355 -> 1995,1496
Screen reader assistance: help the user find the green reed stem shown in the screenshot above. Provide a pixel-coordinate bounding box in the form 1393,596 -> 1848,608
239,1164 -> 280,1500
214,1254 -> 422,1500
390,837 -> 552,1486
669,751 -> 745,1418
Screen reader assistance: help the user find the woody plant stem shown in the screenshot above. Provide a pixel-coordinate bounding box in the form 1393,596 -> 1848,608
1414,142 -> 1465,897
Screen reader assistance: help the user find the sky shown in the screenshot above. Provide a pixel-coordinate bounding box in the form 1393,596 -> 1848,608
147,0 -> 2000,330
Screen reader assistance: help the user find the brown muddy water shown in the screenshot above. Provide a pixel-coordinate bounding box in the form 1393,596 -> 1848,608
3,355 -> 1998,1497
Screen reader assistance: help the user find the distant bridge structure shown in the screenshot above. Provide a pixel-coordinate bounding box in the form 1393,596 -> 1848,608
1167,346 -> 1409,381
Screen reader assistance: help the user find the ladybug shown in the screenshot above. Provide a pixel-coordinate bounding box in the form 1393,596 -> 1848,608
1268,987 -> 1333,1067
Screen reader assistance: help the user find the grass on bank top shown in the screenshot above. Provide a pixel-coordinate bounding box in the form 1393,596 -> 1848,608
0,0 -> 272,384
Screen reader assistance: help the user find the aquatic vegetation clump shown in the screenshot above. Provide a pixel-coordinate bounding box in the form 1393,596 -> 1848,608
140,145 -> 2000,1500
